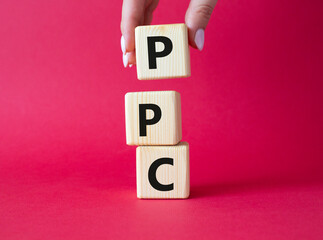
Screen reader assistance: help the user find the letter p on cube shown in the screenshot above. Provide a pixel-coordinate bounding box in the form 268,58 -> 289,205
135,24 -> 191,80
125,91 -> 182,146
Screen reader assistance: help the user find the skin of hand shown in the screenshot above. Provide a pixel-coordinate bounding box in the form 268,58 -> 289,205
120,0 -> 218,67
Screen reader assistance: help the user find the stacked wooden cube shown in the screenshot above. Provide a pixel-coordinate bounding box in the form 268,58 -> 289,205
125,24 -> 191,199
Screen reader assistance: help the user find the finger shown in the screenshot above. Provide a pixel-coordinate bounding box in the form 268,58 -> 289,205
123,51 -> 136,67
143,0 -> 159,25
121,0 -> 146,53
143,10 -> 153,25
185,0 -> 217,50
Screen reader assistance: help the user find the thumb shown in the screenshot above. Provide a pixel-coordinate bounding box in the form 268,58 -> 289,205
185,0 -> 217,50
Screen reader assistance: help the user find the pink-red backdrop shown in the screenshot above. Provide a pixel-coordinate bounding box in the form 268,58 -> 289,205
1,0 -> 322,239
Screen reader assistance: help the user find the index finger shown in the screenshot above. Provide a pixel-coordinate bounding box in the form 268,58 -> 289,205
121,0 -> 146,53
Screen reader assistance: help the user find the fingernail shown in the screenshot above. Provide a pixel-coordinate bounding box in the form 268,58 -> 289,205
129,64 -> 133,68
123,53 -> 128,68
121,35 -> 126,54
195,29 -> 204,51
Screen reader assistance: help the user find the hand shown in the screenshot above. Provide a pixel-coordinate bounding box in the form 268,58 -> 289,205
120,0 -> 218,67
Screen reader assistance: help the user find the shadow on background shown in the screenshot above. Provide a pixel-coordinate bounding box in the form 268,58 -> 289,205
190,176 -> 323,199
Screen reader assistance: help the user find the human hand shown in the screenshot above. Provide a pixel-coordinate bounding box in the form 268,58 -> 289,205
120,0 -> 218,67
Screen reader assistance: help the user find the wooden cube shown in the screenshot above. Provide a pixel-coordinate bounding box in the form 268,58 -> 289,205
136,142 -> 190,199
125,91 -> 182,145
135,23 -> 191,80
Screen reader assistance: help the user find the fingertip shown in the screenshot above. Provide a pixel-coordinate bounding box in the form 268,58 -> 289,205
186,20 -> 201,50
187,27 -> 199,49
127,51 -> 136,65
185,0 -> 216,50
185,9 -> 198,49
120,28 -> 136,53
123,53 -> 129,68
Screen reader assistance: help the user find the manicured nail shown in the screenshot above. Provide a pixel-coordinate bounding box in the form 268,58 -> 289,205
195,29 -> 204,51
129,64 -> 133,68
121,35 -> 126,54
123,53 -> 128,68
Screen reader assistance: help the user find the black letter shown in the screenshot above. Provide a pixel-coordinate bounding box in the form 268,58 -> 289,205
139,104 -> 162,137
148,157 -> 174,191
147,36 -> 173,69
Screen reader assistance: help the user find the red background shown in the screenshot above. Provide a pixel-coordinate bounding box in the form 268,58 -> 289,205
1,0 -> 322,239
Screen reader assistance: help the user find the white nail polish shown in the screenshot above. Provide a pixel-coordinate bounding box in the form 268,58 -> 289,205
195,29 -> 205,51
123,53 -> 128,68
121,36 -> 126,54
